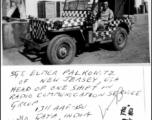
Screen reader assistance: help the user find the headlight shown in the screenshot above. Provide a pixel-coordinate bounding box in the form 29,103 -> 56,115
53,21 -> 63,30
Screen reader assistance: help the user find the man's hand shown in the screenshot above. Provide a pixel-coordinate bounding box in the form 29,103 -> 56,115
104,21 -> 109,25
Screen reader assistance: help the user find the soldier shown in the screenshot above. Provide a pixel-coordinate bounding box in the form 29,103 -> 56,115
93,0 -> 114,34
3,0 -> 27,22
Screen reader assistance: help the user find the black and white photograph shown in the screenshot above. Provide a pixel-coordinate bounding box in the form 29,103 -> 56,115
2,0 -> 150,65
1,1 -> 151,120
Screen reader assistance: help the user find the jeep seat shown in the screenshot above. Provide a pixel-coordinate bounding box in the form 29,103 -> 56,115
96,21 -> 110,32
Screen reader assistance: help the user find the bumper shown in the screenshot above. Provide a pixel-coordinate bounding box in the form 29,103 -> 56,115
20,37 -> 49,50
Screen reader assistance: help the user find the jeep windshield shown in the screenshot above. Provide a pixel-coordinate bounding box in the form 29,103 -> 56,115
64,0 -> 94,10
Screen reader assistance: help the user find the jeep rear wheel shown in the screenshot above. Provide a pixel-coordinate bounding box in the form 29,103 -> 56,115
112,27 -> 128,50
47,35 -> 76,64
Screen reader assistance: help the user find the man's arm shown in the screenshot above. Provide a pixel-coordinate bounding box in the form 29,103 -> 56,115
108,10 -> 114,22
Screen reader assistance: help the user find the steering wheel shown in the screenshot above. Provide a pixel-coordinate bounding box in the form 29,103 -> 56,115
85,3 -> 100,24
89,3 -> 99,22
93,3 -> 98,16
86,6 -> 92,10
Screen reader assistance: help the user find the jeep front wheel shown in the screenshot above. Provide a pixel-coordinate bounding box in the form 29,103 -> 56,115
47,35 -> 76,64
112,27 -> 128,50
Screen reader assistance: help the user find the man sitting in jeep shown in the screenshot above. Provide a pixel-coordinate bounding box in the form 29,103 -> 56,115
93,0 -> 114,34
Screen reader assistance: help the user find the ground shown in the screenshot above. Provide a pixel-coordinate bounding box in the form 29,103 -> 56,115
3,24 -> 150,65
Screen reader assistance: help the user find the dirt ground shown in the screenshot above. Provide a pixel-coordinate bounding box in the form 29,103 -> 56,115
3,24 -> 150,65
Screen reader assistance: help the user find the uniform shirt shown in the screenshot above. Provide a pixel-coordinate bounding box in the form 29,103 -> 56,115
100,8 -> 114,22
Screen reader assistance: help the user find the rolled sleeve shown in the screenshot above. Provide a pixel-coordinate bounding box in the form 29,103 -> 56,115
109,10 -> 114,22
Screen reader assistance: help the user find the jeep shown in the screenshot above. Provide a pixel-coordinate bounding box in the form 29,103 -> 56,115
20,0 -> 133,64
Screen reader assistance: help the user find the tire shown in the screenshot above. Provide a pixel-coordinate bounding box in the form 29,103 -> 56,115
112,27 -> 128,50
47,35 -> 76,65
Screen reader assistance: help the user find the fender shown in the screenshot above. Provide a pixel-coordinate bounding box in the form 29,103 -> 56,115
118,22 -> 130,34
47,29 -> 86,44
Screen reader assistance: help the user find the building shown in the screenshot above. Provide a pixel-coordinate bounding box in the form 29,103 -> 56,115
2,0 -> 149,18
25,0 -> 65,18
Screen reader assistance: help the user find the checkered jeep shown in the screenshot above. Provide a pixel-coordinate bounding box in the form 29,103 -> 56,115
20,0 -> 133,64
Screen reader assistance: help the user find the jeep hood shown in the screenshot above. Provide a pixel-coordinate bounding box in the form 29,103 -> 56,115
30,17 -> 86,30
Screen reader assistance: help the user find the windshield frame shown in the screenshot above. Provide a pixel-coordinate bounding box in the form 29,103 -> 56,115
63,0 -> 95,11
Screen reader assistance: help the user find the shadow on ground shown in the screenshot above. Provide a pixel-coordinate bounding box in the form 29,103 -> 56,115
18,50 -> 51,65
18,43 -> 116,65
84,43 -> 114,52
